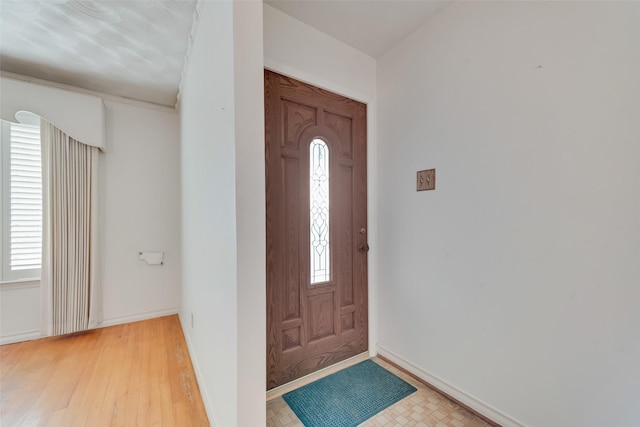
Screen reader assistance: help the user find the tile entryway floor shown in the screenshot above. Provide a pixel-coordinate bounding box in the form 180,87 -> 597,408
266,357 -> 492,427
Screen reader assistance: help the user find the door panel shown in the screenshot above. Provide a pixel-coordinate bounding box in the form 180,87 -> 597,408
265,70 -> 368,389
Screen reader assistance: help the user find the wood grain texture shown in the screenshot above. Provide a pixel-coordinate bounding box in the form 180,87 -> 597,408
0,315 -> 209,427
265,70 -> 368,389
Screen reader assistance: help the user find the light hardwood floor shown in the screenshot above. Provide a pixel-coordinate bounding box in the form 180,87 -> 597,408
0,315 -> 209,427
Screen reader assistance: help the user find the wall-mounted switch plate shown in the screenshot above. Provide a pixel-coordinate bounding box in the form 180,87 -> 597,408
417,169 -> 436,191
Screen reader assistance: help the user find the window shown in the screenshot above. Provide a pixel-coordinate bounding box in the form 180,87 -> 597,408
1,117 -> 42,282
310,138 -> 330,284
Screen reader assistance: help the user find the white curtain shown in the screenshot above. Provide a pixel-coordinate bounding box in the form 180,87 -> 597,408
40,121 -> 100,336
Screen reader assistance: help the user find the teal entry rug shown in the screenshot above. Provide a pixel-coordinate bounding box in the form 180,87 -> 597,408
282,360 -> 417,427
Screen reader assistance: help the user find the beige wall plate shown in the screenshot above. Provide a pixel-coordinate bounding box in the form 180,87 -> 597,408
417,169 -> 435,191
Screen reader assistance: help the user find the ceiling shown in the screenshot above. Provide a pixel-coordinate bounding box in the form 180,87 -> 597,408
0,0 -> 196,107
0,0 -> 450,107
265,1 -> 452,58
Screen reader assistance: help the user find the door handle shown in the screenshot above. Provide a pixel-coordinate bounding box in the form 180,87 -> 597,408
358,243 -> 370,253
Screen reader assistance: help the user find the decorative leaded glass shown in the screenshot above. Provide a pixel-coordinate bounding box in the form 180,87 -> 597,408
310,139 -> 330,284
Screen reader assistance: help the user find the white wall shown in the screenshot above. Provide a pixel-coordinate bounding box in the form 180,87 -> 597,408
376,2 -> 640,427
0,281 -> 40,343
179,1 -> 239,426
233,2 -> 266,427
0,81 -> 182,344
100,100 -> 182,325
263,4 -> 376,105
263,3 -> 379,354
180,1 -> 266,425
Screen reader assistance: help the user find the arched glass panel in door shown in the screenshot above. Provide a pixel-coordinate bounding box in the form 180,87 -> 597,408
310,138 -> 330,284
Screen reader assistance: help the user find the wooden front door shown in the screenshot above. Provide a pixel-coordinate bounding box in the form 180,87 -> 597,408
265,70 -> 368,389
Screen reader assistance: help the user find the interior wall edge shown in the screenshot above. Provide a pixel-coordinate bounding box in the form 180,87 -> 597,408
177,312 -> 218,427
377,346 -> 527,427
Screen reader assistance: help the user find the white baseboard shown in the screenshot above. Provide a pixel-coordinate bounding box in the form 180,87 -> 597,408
1,309 -> 179,346
178,312 -> 219,427
0,330 -> 41,345
99,308 -> 178,328
377,346 -> 526,427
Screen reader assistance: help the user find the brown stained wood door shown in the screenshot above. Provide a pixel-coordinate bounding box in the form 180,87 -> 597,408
265,70 -> 368,389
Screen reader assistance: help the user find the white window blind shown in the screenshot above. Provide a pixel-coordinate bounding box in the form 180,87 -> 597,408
1,119 -> 42,281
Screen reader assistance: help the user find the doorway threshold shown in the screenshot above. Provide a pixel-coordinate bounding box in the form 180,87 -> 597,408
266,351 -> 369,401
